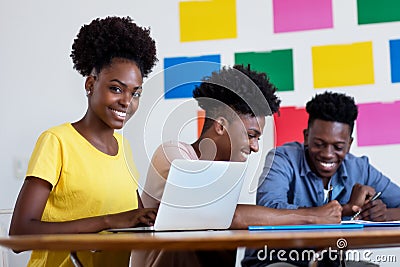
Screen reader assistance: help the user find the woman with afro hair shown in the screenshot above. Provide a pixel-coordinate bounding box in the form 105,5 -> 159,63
9,16 -> 158,267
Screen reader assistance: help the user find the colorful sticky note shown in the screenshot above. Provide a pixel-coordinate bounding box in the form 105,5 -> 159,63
273,0 -> 333,33
357,102 -> 400,146
274,106 -> 308,146
312,42 -> 374,88
390,39 -> 400,83
197,109 -> 206,138
164,55 -> 221,99
179,0 -> 237,42
357,0 -> 400,25
235,50 -> 294,92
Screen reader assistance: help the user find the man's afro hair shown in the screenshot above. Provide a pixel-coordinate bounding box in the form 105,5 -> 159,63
193,64 -> 281,117
306,91 -> 358,132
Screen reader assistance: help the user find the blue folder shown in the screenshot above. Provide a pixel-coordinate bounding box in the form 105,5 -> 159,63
248,223 -> 364,231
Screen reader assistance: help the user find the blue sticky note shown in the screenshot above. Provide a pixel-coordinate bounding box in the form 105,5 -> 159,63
390,39 -> 400,83
164,55 -> 221,99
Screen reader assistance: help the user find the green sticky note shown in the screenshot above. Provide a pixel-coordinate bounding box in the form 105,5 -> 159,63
234,50 -> 294,92
357,0 -> 400,24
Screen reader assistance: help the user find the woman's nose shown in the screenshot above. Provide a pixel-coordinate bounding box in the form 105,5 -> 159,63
120,92 -> 132,107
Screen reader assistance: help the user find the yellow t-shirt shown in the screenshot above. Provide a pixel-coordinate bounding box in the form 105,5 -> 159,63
26,123 -> 139,267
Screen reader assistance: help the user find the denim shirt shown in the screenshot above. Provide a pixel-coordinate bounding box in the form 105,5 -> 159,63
257,142 -> 400,217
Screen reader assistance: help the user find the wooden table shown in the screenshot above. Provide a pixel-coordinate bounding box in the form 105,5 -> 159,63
1,227 -> 400,252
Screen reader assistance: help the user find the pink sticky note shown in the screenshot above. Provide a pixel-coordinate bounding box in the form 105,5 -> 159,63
273,0 -> 333,33
357,102 -> 400,146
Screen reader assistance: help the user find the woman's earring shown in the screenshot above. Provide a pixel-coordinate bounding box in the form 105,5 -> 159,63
86,90 -> 91,96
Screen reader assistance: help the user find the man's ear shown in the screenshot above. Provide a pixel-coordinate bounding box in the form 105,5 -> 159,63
303,128 -> 309,146
213,117 -> 228,136
347,137 -> 354,153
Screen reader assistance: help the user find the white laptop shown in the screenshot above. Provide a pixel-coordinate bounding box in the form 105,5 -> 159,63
108,159 -> 247,232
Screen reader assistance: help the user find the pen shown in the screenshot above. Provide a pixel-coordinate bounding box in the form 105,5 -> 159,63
350,191 -> 382,220
328,185 -> 333,202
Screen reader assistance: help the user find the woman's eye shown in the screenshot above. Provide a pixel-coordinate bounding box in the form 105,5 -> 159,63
110,86 -> 122,93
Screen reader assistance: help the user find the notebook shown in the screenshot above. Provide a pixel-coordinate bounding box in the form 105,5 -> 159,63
248,223 -> 364,231
342,220 -> 400,227
108,159 -> 248,232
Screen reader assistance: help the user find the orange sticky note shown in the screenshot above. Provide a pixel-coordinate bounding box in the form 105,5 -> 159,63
197,109 -> 206,138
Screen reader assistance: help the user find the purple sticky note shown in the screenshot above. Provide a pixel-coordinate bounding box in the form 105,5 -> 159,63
273,0 -> 333,33
357,102 -> 400,146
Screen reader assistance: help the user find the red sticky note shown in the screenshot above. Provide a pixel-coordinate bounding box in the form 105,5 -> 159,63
274,106 -> 308,146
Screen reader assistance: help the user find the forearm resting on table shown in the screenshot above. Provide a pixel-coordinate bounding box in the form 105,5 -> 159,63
229,204 -> 317,229
9,214 -> 114,236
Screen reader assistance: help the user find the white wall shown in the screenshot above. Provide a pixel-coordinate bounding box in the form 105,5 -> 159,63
2,0 -> 399,207
1,0 -> 400,266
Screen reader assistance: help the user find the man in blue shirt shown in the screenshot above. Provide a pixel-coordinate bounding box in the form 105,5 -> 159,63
243,91 -> 400,267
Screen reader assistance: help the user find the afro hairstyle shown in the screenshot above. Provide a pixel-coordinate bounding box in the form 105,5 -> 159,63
70,16 -> 157,77
306,91 -> 358,134
193,64 -> 280,128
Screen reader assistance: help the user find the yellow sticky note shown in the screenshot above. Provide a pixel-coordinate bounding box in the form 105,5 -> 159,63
312,42 -> 375,88
180,0 -> 237,42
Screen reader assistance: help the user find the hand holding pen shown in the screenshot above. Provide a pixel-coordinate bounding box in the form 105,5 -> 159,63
351,191 -> 382,220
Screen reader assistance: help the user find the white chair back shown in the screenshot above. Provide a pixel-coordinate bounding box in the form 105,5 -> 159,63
0,209 -> 12,267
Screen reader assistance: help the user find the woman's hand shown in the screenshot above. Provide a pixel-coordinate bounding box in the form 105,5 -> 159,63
105,208 -> 157,229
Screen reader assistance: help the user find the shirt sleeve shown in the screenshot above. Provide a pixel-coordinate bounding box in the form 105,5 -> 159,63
256,149 -> 299,209
361,156 -> 400,208
140,142 -> 192,207
26,131 -> 62,187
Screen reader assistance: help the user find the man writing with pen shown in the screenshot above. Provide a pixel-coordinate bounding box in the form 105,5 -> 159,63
243,91 -> 400,267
